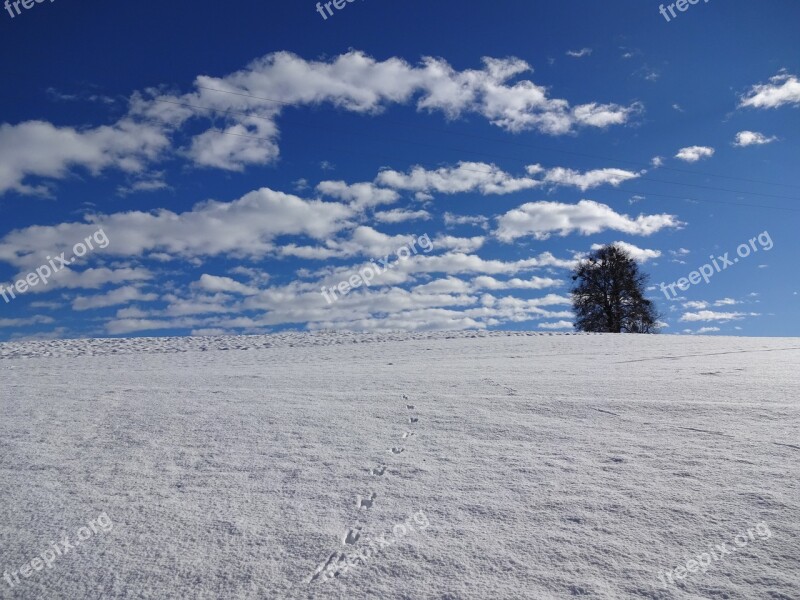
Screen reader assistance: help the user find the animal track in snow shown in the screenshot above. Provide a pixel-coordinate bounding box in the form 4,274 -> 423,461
358,493 -> 377,509
343,527 -> 361,545
391,447 -> 405,454
481,377 -> 518,396
409,416 -> 419,424
370,465 -> 386,476
309,551 -> 344,583
402,431 -> 415,439
406,404 -> 415,410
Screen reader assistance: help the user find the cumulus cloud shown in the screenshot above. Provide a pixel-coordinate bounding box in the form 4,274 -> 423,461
542,167 -> 640,191
376,162 -> 642,196
196,274 -> 259,296
590,241 -> 661,263
713,298 -> 739,306
188,117 -> 280,170
675,146 -> 715,162
683,301 -> 708,310
443,213 -> 490,228
432,235 -> 486,253
739,72 -> 800,109
0,119 -> 169,196
373,209 -> 431,223
0,187 -> 354,268
495,200 -> 681,241
733,131 -> 778,147
5,267 -> 153,293
470,275 -> 562,290
0,315 -> 55,328
316,181 -> 400,208
375,162 -> 542,196
679,310 -> 755,322
1,50 -> 642,196
538,320 -> 573,329
72,285 -> 159,311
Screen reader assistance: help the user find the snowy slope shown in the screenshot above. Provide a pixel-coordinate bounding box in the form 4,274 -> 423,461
0,332 -> 798,599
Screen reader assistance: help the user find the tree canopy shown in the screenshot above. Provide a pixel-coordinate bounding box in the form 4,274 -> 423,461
571,244 -> 660,333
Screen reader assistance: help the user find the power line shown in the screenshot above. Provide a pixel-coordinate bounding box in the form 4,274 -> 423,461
153,98 -> 800,204
203,127 -> 800,213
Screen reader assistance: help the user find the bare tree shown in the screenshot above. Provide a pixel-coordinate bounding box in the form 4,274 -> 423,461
571,244 -> 660,333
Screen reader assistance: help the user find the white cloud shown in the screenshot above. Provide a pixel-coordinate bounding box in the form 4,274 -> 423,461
683,301 -> 708,310
713,298 -> 739,306
0,187 -> 354,268
739,72 -> 800,109
733,131 -> 778,147
543,167 -> 640,191
188,117 -> 280,170
590,241 -> 661,263
566,48 -> 592,58
675,146 -> 715,163
376,162 -> 642,196
144,51 -> 640,170
196,274 -> 259,296
6,267 -> 153,293
375,162 -> 541,196
0,315 -> 55,328
316,181 -> 400,208
471,275 -> 562,290
695,327 -> 720,334
680,311 -> 755,322
117,175 -> 170,197
2,50 -> 641,197
495,200 -> 681,241
432,235 -> 486,253
373,209 -> 431,223
72,285 -> 159,311
538,320 -> 573,329
443,213 -> 489,228
100,263 -> 577,335
0,119 -> 169,196
669,248 -> 690,257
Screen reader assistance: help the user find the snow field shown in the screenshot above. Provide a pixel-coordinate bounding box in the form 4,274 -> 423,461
0,331 -> 798,599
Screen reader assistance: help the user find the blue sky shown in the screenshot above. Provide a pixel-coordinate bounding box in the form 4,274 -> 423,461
0,0 -> 798,340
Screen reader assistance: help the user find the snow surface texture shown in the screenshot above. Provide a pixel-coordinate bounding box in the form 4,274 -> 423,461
0,331 -> 798,599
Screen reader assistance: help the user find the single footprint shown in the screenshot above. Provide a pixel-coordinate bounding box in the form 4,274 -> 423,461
370,465 -> 386,476
402,431 -> 415,439
358,493 -> 377,509
343,528 -> 361,545
402,394 -> 409,400
409,417 -> 419,424
391,447 -> 405,454
406,404 -> 415,410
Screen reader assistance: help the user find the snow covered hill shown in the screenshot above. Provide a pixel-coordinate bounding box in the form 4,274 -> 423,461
1,332 -> 798,599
